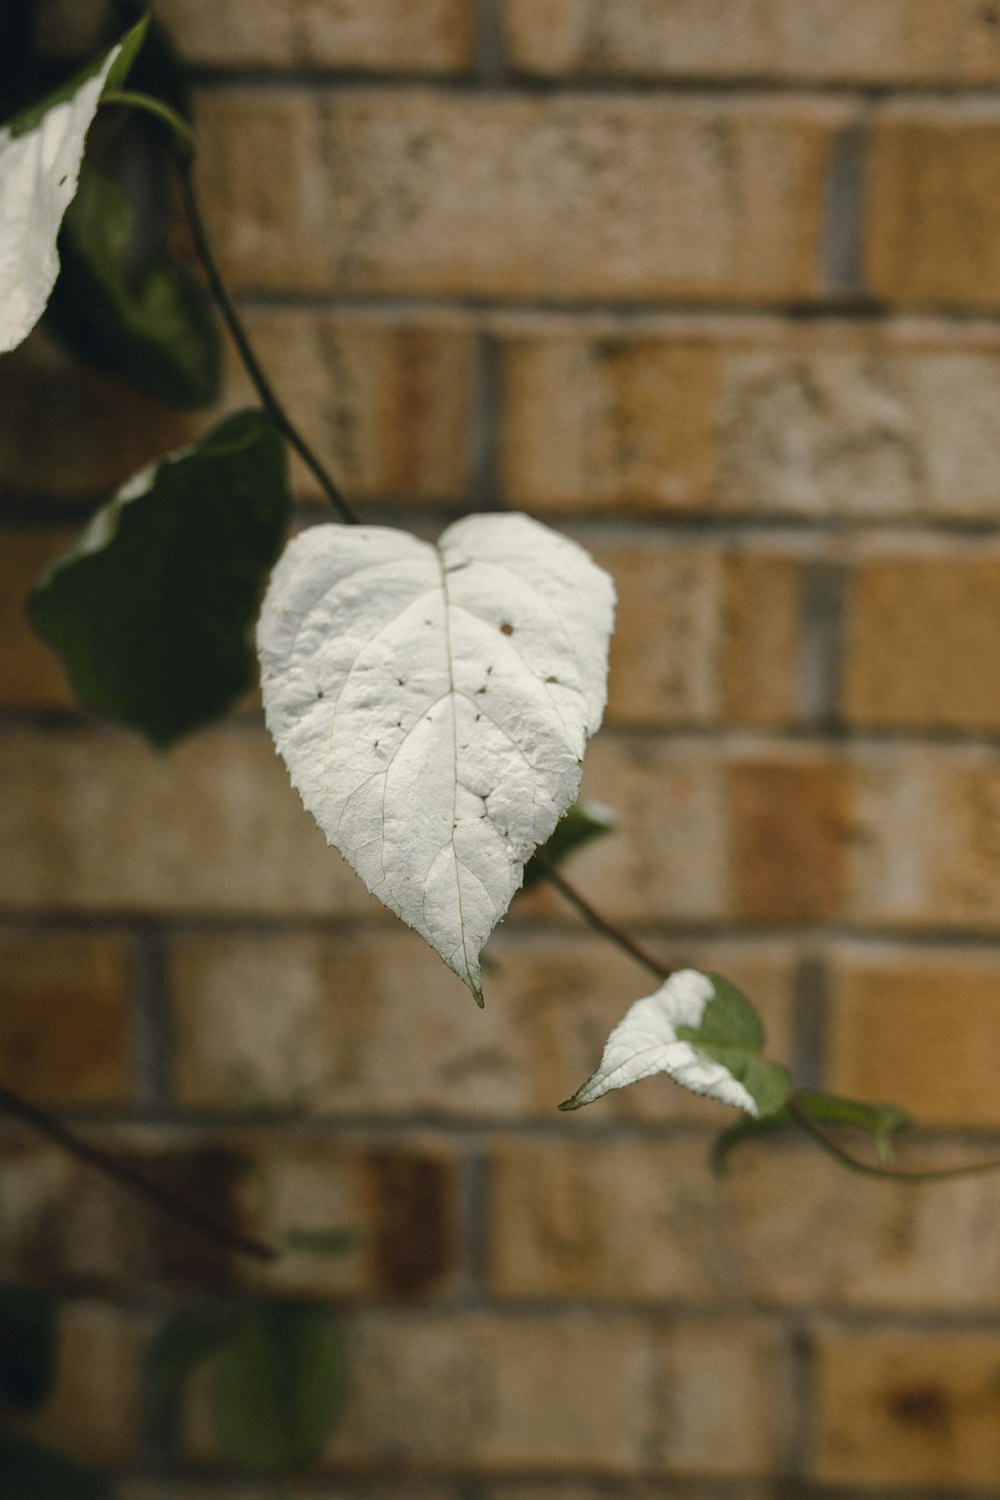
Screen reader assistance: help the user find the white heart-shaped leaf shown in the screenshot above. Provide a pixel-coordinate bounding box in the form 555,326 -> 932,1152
258,513 -> 615,1001
0,25 -> 144,355
559,969 -> 791,1117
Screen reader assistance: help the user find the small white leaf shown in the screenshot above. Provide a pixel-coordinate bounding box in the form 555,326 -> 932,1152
0,41 -> 124,355
560,969 -> 761,1115
258,514 -> 615,1001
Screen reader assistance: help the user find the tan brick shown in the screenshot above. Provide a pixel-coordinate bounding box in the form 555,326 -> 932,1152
4,1301 -> 146,1467
720,552 -> 803,725
197,91 -> 843,301
504,0 -> 1000,84
867,104 -> 1000,308
843,551 -> 1000,730
0,931 -> 132,1106
729,757 -> 851,922
489,1134 -> 1000,1310
155,0 -> 474,70
501,323 -> 1000,519
0,1130 -> 459,1300
827,946 -> 1000,1128
170,928 -> 795,1123
485,1489 -> 770,1500
123,1488 -> 454,1500
0,331 -> 194,501
0,530 -> 77,709
812,1326 -> 1000,1487
222,310 -> 474,503
0,727 -> 385,917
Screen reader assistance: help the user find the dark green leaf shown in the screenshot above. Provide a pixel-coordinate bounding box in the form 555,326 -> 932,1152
710,1108 -> 793,1176
47,161 -> 220,409
521,799 -> 617,891
675,972 -> 790,1118
27,409 -> 292,746
283,1227 -> 360,1257
5,18 -> 148,137
148,1306 -> 240,1417
0,1283 -> 58,1412
0,1431 -> 118,1500
210,1305 -> 346,1474
793,1088 -> 911,1140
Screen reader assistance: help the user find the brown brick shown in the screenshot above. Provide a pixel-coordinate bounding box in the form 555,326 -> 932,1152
155,0 -> 474,70
197,91 -> 844,301
4,1301 -> 146,1468
170,929 -> 795,1123
827,946 -> 1000,1127
0,331 -> 193,502
501,322 -> 1000,519
812,1326 -> 1000,1487
729,756 -> 851,921
123,1488 -> 455,1500
489,1133 -> 1000,1310
0,727 -> 385,918
0,931 -> 132,1106
843,551 -> 1000,730
503,0 -> 1000,84
0,530 -> 77,709
867,104 -> 1000,308
222,310 -> 474,503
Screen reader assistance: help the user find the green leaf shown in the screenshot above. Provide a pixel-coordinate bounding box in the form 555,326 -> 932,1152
148,1306 -> 240,1417
710,1108 -> 793,1175
0,1283 -> 59,1412
46,161 -> 220,409
0,1431 -> 118,1500
27,409 -> 292,746
710,1088 -> 911,1175
209,1306 -> 346,1475
521,799 -> 616,891
674,972 -> 790,1118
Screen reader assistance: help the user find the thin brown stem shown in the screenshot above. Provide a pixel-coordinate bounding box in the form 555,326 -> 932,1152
0,1081 -> 276,1263
534,850 -> 672,983
787,1095 -> 1000,1183
177,168 -> 361,525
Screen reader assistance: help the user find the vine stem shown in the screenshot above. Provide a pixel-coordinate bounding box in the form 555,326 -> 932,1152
100,86 -> 360,524
0,1081 -> 276,1263
533,849 -> 672,982
786,1095 -> 1000,1183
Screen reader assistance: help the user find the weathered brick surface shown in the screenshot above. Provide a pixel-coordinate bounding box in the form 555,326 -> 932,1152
826,945 -> 1000,1127
0,529 -> 77,708
223,310 -> 474,503
155,0 -> 474,71
500,322 -> 1000,518
3,1301 -> 146,1467
196,91 -> 843,301
811,1325 -> 1000,1487
867,104 -> 1000,308
0,931 -> 132,1106
843,548 -> 1000,730
188,1309 -> 791,1477
489,1134 -> 1000,1310
170,929 -> 795,1121
503,0 -> 1000,83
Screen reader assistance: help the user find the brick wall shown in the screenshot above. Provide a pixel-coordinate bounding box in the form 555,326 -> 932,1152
5,2 -> 1000,1495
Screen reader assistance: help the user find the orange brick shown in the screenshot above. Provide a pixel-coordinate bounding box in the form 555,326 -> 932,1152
843,551 -> 1000,730
503,0 -> 1000,84
0,727 -> 385,918
0,529 -> 77,709
729,756 -> 851,921
0,331 -> 193,501
155,0 -> 474,70
827,945 -> 1000,1127
221,310 -> 474,503
867,104 -> 1000,308
4,1301 -> 147,1468
500,322 -> 1000,519
0,931 -> 132,1107
170,928 -> 795,1123
197,91 -> 844,301
812,1326 -> 1000,1487
489,1133 -> 1000,1310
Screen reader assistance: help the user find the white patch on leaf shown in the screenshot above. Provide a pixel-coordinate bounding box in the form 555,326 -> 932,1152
0,41 -> 122,354
560,969 -> 760,1115
258,513 -> 615,1000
